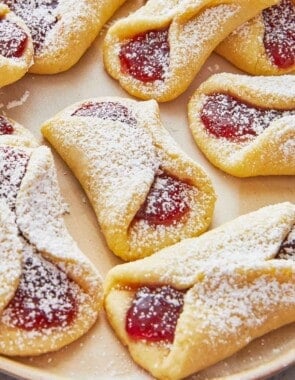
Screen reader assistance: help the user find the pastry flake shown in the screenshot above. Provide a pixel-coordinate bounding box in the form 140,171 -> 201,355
0,4 -> 33,88
3,0 -> 128,74
0,116 -> 102,356
216,0 -> 295,75
104,202 -> 295,380
41,97 -> 216,261
188,73 -> 295,177
103,0 -> 278,102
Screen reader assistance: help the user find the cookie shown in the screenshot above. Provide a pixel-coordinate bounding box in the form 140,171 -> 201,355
0,116 -> 102,356
0,4 -> 33,87
103,0 -> 277,101
3,0 -> 128,74
216,0 -> 295,75
41,97 -> 216,261
188,73 -> 295,177
104,202 -> 295,380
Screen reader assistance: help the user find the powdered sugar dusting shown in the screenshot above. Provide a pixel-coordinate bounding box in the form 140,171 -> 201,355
263,0 -> 295,69
1,239 -> 79,330
0,201 -> 22,311
0,146 -> 30,210
42,98 -> 215,259
173,4 -> 239,70
184,262 -> 295,344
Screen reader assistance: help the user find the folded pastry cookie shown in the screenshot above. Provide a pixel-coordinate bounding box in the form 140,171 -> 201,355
216,0 -> 295,75
103,0 -> 277,102
104,202 -> 295,380
188,73 -> 295,177
0,4 -> 33,88
41,97 -> 216,261
3,0 -> 127,74
0,116 -> 102,356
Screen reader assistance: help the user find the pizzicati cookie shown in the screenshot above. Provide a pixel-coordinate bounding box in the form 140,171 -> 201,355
3,0 -> 128,74
216,0 -> 295,75
0,4 -> 33,88
0,116 -> 103,356
104,202 -> 295,380
188,73 -> 295,177
103,0 -> 278,102
41,97 -> 216,261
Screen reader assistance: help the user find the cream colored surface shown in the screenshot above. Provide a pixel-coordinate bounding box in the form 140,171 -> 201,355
103,0 -> 277,102
188,73 -> 295,177
216,1 -> 295,75
41,97 -> 215,261
0,0 -> 294,378
0,5 -> 33,88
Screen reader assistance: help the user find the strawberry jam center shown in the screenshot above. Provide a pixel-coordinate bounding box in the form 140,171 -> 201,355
119,28 -> 170,82
0,146 -> 30,210
3,0 -> 59,53
135,172 -> 192,226
126,285 -> 184,342
3,248 -> 78,331
201,93 -> 295,141
0,116 -> 14,134
72,101 -> 137,125
263,0 -> 295,69
0,18 -> 28,58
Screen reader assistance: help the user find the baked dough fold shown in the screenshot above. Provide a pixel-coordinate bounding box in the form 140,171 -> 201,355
41,97 -> 216,261
216,0 -> 295,75
3,0 -> 128,74
0,117 -> 102,356
188,73 -> 295,177
104,202 -> 295,380
0,5 -> 33,88
103,0 -> 278,102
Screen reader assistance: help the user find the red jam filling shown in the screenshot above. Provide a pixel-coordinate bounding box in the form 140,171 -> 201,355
72,101 -> 137,125
119,28 -> 170,82
0,116 -> 14,134
200,93 -> 295,141
3,0 -> 59,53
263,0 -> 295,69
276,225 -> 295,259
134,172 -> 192,226
0,18 -> 28,58
126,285 -> 184,342
0,146 -> 30,210
3,250 -> 78,331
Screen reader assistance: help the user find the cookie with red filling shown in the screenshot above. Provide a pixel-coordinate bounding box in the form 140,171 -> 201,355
0,4 -> 33,88
104,202 -> 295,380
216,0 -> 295,75
103,0 -> 277,102
41,97 -> 216,261
0,116 -> 102,356
3,0 -> 128,74
188,73 -> 295,177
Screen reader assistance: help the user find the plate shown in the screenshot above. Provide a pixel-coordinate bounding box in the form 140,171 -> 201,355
0,0 -> 294,379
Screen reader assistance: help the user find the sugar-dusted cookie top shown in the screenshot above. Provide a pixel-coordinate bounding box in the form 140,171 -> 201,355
0,115 -> 102,356
103,0 -> 277,101
188,73 -> 295,177
104,202 -> 295,380
0,4 -> 33,88
3,0 -> 128,74
42,97 -> 216,260
216,0 -> 295,75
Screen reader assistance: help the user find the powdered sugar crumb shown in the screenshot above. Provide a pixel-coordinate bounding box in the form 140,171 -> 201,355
6,90 -> 30,110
